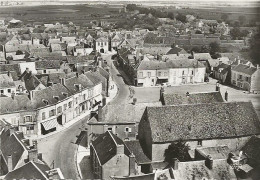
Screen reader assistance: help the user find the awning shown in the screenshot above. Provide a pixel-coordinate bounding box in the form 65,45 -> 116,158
41,119 -> 59,131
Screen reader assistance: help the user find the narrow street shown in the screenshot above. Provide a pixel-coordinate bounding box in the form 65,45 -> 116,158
37,53 -> 129,179
101,54 -> 131,104
38,115 -> 88,179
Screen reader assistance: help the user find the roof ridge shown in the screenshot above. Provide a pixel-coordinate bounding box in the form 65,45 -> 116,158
108,131 -> 119,146
31,161 -> 49,180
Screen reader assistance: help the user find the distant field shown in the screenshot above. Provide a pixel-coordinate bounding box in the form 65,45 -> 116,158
0,5 -> 121,24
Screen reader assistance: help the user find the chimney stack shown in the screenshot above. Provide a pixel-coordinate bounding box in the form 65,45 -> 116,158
29,90 -> 35,100
102,97 -> 106,106
225,91 -> 228,101
7,155 -> 13,171
98,105 -> 103,121
257,64 -> 259,69
172,158 -> 179,170
160,87 -> 165,103
205,155 -> 213,169
28,149 -> 38,162
117,144 -> 124,155
60,78 -> 66,86
129,153 -> 136,176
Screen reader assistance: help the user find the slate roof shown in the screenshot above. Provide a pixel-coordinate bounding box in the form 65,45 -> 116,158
4,161 -> 50,180
1,130 -> 28,170
0,74 -> 15,88
166,46 -> 187,55
232,64 -> 257,76
91,131 -> 130,165
35,60 -> 61,70
162,54 -> 191,61
172,159 -> 236,180
143,102 -> 260,143
162,91 -> 224,105
137,59 -> 204,70
241,136 -> 260,164
142,47 -> 172,56
208,59 -> 220,67
85,71 -> 106,92
124,140 -> 151,164
50,43 -> 62,51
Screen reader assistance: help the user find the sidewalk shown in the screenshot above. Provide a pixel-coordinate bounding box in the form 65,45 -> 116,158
106,80 -> 119,103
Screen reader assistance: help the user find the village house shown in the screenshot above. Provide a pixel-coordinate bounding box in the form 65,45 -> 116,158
231,62 -> 260,93
136,58 -> 206,87
0,74 -> 16,97
90,131 -> 139,179
138,101 -> 260,162
95,36 -> 109,53
213,63 -> 232,84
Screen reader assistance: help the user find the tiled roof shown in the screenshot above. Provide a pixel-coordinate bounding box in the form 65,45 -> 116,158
4,161 -> 50,180
162,54 -> 191,61
92,131 -> 130,165
97,67 -> 110,80
144,102 -> 260,143
31,83 -> 71,109
0,74 -> 15,88
64,74 -> 94,94
232,64 -> 257,75
23,73 -> 43,91
85,71 -> 106,92
124,140 -> 151,164
166,46 -> 187,55
142,47 -> 172,56
50,43 -> 62,51
172,159 -> 236,180
241,136 -> 260,164
195,146 -> 230,160
35,60 -> 61,69
207,59 -> 220,67
193,53 -> 212,60
1,130 -> 27,170
137,59 -> 204,70
162,91 -> 224,105
0,95 -> 33,114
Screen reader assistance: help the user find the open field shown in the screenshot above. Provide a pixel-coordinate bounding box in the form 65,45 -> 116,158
0,4 -> 121,24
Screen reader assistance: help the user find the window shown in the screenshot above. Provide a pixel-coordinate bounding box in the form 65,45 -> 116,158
139,72 -> 143,78
42,112 -> 46,120
63,104 -> 67,110
182,71 -> 185,75
68,101 -> 72,108
191,70 -> 194,75
26,125 -> 34,130
57,106 -> 62,114
246,77 -> 249,82
198,140 -> 202,146
75,97 -> 78,104
108,127 -> 112,131
8,89 -> 11,93
158,72 -> 161,76
125,127 -> 132,132
164,72 -> 167,76
84,94 -> 86,100
148,72 -> 151,77
98,42 -> 100,46
49,109 -> 55,117
43,70 -> 47,74
0,90 -> 3,94
239,75 -> 242,79
24,116 -> 32,123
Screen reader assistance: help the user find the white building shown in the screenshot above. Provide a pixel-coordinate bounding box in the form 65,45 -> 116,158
95,36 -> 109,53
136,59 -> 206,87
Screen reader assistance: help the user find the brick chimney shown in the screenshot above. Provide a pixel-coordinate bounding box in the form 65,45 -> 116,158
205,155 -> 213,169
98,105 -> 103,121
160,87 -> 165,103
60,78 -> 66,86
7,155 -> 13,171
117,144 -> 124,155
172,158 -> 179,170
129,153 -> 136,176
29,90 -> 35,100
28,148 -> 38,162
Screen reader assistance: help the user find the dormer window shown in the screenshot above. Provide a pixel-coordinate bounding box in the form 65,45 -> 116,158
42,99 -> 49,105
62,92 -> 68,97
74,84 -> 82,91
53,96 -> 59,101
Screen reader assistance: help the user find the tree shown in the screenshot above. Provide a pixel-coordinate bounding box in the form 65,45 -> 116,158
16,50 -> 23,55
176,13 -> 187,23
164,140 -> 190,163
238,16 -> 246,26
209,42 -> 221,55
167,12 -> 174,20
171,43 -> 176,48
126,4 -> 137,11
221,14 -> 229,22
230,27 -> 242,40
249,27 -> 260,65
195,30 -> 202,34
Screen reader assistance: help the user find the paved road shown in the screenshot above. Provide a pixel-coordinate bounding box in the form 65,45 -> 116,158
38,116 -> 88,179
101,54 -> 130,105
